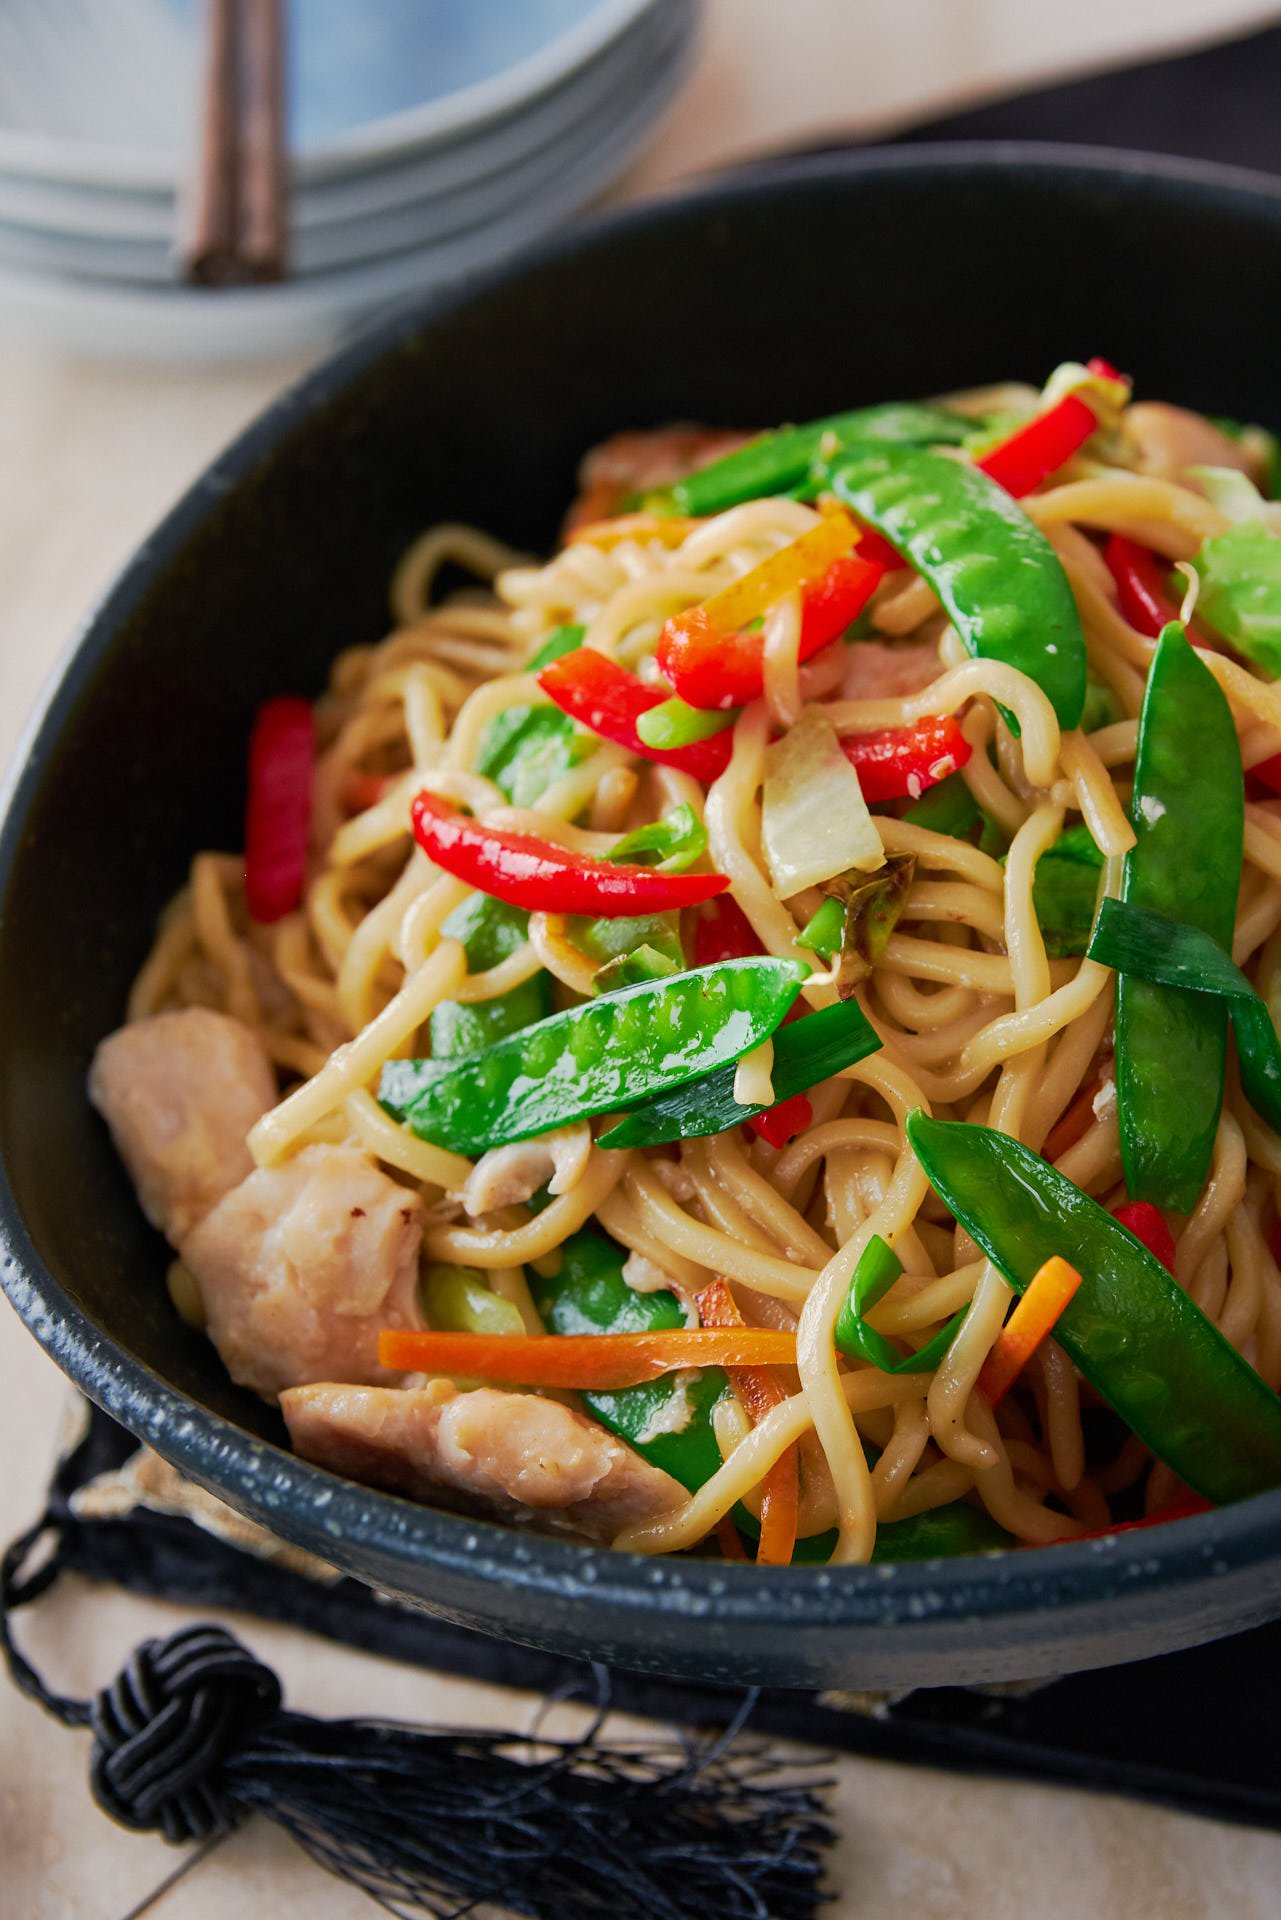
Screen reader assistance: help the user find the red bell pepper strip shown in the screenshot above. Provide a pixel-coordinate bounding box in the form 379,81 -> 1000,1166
1111,1200 -> 1177,1276
692,897 -> 813,1144
1250,752 -> 1281,798
410,792 -> 729,917
697,1277 -> 799,1566
749,1094 -> 814,1149
536,647 -> 733,781
244,696 -> 315,923
1102,534 -> 1190,638
975,357 -> 1126,497
655,551 -> 883,712
841,714 -> 972,801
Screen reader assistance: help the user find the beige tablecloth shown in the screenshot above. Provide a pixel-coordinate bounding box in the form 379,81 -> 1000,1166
3,3 -> 1281,1912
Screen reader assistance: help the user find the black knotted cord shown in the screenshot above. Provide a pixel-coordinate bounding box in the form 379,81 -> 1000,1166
1,1504 -> 835,1919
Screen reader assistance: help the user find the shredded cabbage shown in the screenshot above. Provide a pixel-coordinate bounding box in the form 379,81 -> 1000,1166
761,711 -> 884,895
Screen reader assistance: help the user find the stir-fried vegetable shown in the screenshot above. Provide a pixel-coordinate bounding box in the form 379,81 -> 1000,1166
1030,824 -> 1105,958
429,894 -> 551,1058
840,715 -> 971,801
381,956 -> 806,1154
1102,533 -> 1207,644
823,445 -> 1088,729
531,1228 -> 729,1492
1192,522 -> 1281,675
1113,626 -> 1243,1211
598,996 -> 881,1150
1091,897 -> 1281,1138
410,792 -> 728,916
907,1112 -> 1281,1503
974,357 -> 1127,495
648,401 -> 975,518
1111,1200 -> 1177,1276
536,646 -> 733,780
378,1326 -> 797,1388
803,856 -> 916,994
605,803 -> 707,872
244,696 -> 315,923
761,711 -> 884,894
697,1278 -> 799,1566
976,1256 -> 1083,1406
422,1263 -> 524,1337
834,1233 -> 965,1374
654,533 -> 879,716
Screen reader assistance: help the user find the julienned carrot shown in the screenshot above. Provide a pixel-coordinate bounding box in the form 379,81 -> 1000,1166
1042,1077 -> 1101,1165
977,1255 -> 1084,1406
378,1326 -> 797,1389
697,1278 -> 798,1567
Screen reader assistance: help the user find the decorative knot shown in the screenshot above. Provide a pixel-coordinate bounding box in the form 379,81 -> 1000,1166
88,1624 -> 281,1844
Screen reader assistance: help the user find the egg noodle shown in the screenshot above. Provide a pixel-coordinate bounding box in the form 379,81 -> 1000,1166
129,396 -> 1281,1564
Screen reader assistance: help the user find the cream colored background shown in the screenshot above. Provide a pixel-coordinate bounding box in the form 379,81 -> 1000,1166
3,3 -> 1281,1914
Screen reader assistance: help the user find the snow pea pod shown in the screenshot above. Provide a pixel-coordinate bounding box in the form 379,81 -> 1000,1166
907,1112 -> 1281,1505
535,1228 -> 1011,1559
380,956 -> 807,1155
597,997 -> 881,1150
822,444 -> 1087,729
531,1227 -> 729,1491
654,403 -> 973,518
1115,625 -> 1242,1211
1091,898 -> 1281,1137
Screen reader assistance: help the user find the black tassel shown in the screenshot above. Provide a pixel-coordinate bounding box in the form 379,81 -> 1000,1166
2,1511 -> 833,1919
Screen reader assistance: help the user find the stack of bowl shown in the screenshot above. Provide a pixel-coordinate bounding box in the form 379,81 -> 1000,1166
0,0 -> 695,361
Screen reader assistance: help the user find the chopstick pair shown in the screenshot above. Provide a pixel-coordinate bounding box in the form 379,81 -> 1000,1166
185,0 -> 288,284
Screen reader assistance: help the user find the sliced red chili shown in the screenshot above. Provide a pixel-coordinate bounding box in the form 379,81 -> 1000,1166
244,695 -> 315,923
410,792 -> 729,917
841,714 -> 972,801
536,648 -> 733,781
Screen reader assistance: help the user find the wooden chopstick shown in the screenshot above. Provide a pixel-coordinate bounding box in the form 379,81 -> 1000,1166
238,0 -> 288,281
183,0 -> 288,286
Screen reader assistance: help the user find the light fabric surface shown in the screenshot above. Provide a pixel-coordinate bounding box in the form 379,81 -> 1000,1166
3,2 -> 1281,1911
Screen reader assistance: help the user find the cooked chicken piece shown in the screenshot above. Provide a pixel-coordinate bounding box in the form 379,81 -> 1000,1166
180,1144 -> 423,1400
462,1121 -> 592,1217
1124,403 -> 1256,489
89,1008 -> 276,1243
841,638 -> 942,701
281,1380 -> 686,1544
565,424 -> 750,532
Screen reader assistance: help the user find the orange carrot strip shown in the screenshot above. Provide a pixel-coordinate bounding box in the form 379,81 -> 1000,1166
977,1256 -> 1084,1407
696,1279 -> 799,1567
568,512 -> 700,549
378,1326 -> 796,1389
713,1516 -> 749,1562
1042,1076 -> 1101,1164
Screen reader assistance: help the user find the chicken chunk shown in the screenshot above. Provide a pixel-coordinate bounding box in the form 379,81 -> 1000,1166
1124,403 -> 1256,489
281,1380 -> 685,1544
841,637 -> 942,701
180,1144 -> 423,1400
89,1009 -> 276,1243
